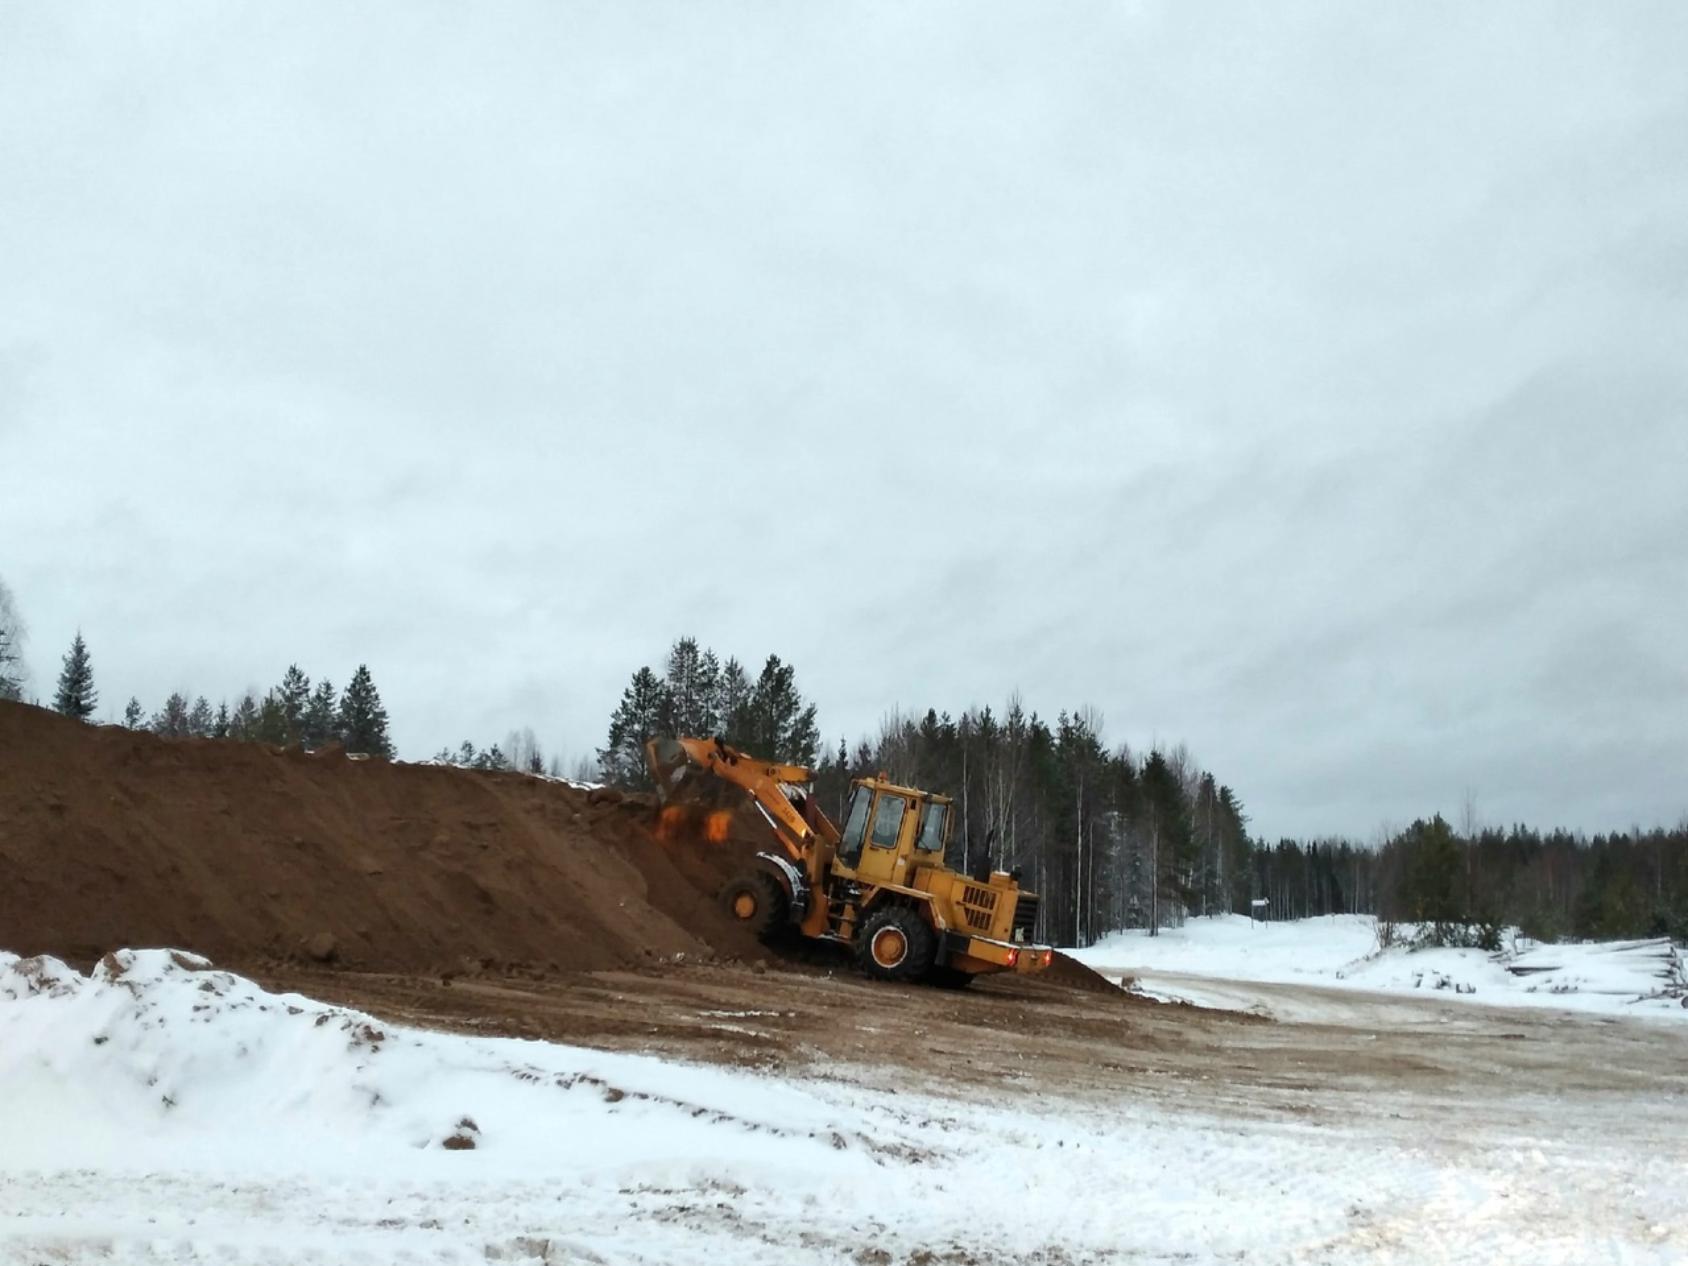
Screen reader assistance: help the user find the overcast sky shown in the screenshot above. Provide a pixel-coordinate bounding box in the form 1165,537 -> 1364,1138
3,2 -> 1684,838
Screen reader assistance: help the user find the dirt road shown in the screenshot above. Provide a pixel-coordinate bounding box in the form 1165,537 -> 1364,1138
259,953 -> 1688,1129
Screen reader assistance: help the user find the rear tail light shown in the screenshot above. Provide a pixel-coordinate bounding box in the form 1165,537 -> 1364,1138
1005,948 -> 1019,967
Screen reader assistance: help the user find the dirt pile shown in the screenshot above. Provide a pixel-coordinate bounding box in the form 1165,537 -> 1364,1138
1045,951 -> 1125,994
0,701 -> 771,975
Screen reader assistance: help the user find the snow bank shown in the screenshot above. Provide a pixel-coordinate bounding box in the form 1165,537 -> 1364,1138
0,948 -> 881,1183
1071,915 -> 1688,1019
3,947 -> 1685,1264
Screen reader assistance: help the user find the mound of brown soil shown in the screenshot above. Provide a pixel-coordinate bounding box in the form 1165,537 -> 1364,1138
0,701 -> 772,975
1044,951 -> 1127,994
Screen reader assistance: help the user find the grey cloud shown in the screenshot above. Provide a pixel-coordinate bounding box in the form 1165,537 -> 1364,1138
3,2 -> 1685,833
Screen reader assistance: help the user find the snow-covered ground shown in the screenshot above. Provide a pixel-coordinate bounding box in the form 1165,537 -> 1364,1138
3,946 -> 1685,1264
1071,914 -> 1688,1021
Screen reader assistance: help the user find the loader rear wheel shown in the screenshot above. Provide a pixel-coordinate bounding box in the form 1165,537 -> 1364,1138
718,870 -> 788,942
855,906 -> 936,983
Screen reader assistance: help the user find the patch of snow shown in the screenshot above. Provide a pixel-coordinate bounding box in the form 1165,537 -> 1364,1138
3,947 -> 1685,1264
1071,915 -> 1688,1020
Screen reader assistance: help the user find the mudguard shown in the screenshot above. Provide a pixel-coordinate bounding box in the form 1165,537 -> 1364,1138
756,850 -> 809,924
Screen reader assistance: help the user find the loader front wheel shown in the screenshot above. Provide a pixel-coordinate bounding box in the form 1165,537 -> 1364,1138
719,870 -> 788,942
855,905 -> 936,983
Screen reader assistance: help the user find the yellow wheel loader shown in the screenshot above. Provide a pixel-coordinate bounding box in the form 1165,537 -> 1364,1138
646,736 -> 1054,986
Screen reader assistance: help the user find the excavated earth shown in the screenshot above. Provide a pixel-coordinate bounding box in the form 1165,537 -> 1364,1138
4,698 -> 1685,1137
0,699 -> 1116,995
0,700 -> 780,976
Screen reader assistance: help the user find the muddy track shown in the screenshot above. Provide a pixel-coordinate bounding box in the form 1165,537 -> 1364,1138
253,952 -> 1688,1132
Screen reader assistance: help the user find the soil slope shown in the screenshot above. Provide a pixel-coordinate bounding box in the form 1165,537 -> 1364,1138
0,701 -> 767,974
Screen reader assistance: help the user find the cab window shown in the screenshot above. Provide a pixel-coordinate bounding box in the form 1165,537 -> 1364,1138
917,802 -> 948,853
869,793 -> 906,849
838,786 -> 871,863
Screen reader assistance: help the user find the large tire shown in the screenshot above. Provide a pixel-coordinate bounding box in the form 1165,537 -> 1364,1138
854,905 -> 937,983
719,870 -> 789,942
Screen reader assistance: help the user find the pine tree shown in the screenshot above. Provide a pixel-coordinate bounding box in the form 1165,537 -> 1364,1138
152,692 -> 191,738
714,657 -> 753,746
277,665 -> 311,742
743,655 -> 819,766
337,664 -> 393,757
1138,749 -> 1196,934
456,740 -> 477,766
1404,815 -> 1463,938
53,632 -> 98,720
598,666 -> 669,787
661,638 -> 720,737
230,692 -> 261,741
188,695 -> 215,738
123,696 -> 144,729
302,679 -> 338,750
256,692 -> 288,745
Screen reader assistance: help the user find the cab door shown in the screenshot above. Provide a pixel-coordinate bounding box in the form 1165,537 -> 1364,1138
851,790 -> 909,886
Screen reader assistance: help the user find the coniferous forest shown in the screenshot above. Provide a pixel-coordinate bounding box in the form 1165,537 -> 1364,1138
8,601 -> 1685,948
602,639 -> 1688,948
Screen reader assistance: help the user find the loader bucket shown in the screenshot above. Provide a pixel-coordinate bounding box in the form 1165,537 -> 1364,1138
646,737 -> 709,806
645,737 -> 740,843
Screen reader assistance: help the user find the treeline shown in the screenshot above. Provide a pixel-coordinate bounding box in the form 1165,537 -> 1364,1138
603,637 -> 1688,947
25,623 -> 394,758
600,639 -> 1249,947
1249,818 -> 1688,944
429,728 -> 587,781
15,595 -> 1686,947
811,704 -> 1250,950
598,638 -> 818,786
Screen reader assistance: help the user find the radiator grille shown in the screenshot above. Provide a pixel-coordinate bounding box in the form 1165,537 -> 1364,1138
959,883 -> 999,932
1012,892 -> 1040,939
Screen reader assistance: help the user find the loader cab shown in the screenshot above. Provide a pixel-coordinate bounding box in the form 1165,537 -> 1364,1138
835,779 -> 952,886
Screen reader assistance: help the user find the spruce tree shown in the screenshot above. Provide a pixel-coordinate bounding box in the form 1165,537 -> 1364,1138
53,632 -> 98,720
277,665 -> 311,741
1139,749 -> 1196,932
744,655 -> 819,766
661,637 -> 720,737
337,664 -> 392,757
152,692 -> 191,738
256,692 -> 288,745
230,692 -> 261,741
302,679 -> 338,750
213,700 -> 231,739
714,657 -> 753,747
123,696 -> 144,729
1404,815 -> 1463,938
188,696 -> 215,738
598,665 -> 669,787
